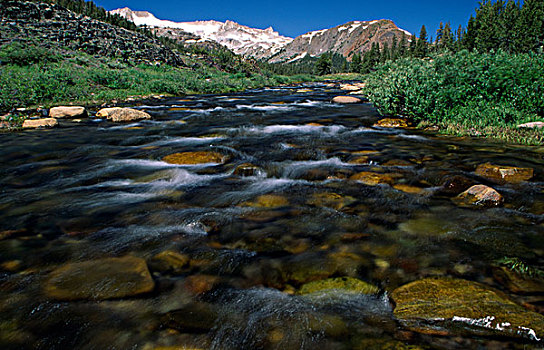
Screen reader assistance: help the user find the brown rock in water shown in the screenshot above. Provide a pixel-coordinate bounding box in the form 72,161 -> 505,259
392,184 -> 426,195
453,184 -> 503,207
391,277 -> 544,341
49,106 -> 86,118
22,118 -> 58,129
475,163 -> 534,184
233,163 -> 262,177
162,151 -> 228,165
349,172 -> 395,186
183,275 -> 220,295
148,250 -> 190,274
44,256 -> 154,300
96,107 -> 151,122
340,84 -> 362,91
373,118 -> 409,128
240,194 -> 289,208
298,276 -> 378,295
332,96 -> 361,104
493,266 -> 544,294
307,192 -> 357,210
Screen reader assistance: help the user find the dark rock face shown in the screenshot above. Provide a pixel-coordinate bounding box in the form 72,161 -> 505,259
0,0 -> 184,66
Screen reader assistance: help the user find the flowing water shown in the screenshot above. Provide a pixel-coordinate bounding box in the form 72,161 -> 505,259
0,83 -> 543,349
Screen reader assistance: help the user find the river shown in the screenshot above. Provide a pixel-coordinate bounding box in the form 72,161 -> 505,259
0,83 -> 543,349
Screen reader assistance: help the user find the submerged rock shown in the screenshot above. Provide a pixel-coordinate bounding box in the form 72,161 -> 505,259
373,118 -> 409,128
392,184 -> 426,195
452,185 -> 504,207
240,194 -> 289,208
439,175 -> 477,196
332,96 -> 362,104
350,172 -> 395,186
391,277 -> 544,341
307,192 -> 357,210
22,118 -> 58,129
44,256 -> 155,300
162,151 -> 228,165
493,266 -> 544,294
475,163 -> 534,184
96,107 -> 151,122
162,302 -> 218,333
298,277 -> 379,295
49,106 -> 86,118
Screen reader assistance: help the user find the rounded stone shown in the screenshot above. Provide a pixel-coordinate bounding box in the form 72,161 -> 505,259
162,151 -> 228,165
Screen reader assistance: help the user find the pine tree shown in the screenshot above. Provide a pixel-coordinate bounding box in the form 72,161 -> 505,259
463,15 -> 478,50
398,34 -> 407,57
500,0 -> 520,52
515,0 -> 544,52
436,22 -> 444,45
315,53 -> 332,75
409,34 -> 417,56
391,36 -> 398,60
415,25 -> 428,57
441,22 -> 454,50
455,25 -> 465,51
350,53 -> 362,73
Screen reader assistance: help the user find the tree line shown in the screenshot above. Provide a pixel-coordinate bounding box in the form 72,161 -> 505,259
311,0 -> 544,75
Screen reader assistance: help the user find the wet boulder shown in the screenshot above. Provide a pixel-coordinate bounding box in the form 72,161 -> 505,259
96,107 -> 151,122
44,256 -> 155,300
49,106 -> 86,118
233,163 -> 263,177
162,151 -> 228,165
452,184 -> 503,207
340,83 -> 362,91
475,163 -> 534,184
298,277 -> 379,295
349,172 -> 395,186
373,118 -> 410,128
22,118 -> 58,129
391,277 -> 544,341
332,96 -> 361,104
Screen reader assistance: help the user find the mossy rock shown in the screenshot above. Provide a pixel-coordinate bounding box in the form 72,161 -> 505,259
475,163 -> 534,184
298,277 -> 379,295
162,151 -> 228,165
391,277 -> 544,341
44,256 -> 155,300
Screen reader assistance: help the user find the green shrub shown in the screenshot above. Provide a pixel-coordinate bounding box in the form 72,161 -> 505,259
364,50 -> 544,128
0,42 -> 60,66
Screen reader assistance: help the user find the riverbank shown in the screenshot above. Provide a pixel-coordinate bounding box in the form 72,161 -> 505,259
363,50 -> 544,145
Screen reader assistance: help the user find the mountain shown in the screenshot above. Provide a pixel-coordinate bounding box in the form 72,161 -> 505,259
268,20 -> 412,63
110,8 -> 293,59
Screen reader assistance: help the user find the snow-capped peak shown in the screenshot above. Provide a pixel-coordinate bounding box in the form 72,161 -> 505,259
110,7 -> 293,59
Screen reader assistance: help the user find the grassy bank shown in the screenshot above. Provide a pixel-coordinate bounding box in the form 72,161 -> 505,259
363,50 -> 544,145
0,44 -> 314,113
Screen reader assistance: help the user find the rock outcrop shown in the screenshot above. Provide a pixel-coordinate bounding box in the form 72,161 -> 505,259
49,106 -> 86,118
22,118 -> 58,128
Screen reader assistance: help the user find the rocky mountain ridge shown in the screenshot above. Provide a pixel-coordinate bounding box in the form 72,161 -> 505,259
269,19 -> 412,63
110,7 -> 293,59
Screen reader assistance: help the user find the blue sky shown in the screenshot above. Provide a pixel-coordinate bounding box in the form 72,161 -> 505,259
94,0 -> 481,39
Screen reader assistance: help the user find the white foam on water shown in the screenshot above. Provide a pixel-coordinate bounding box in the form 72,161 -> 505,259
140,136 -> 225,147
397,134 -> 429,142
235,124 -> 346,136
114,158 -> 222,169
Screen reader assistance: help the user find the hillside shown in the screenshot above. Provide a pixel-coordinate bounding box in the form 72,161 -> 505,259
0,0 -> 184,66
269,19 -> 411,63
